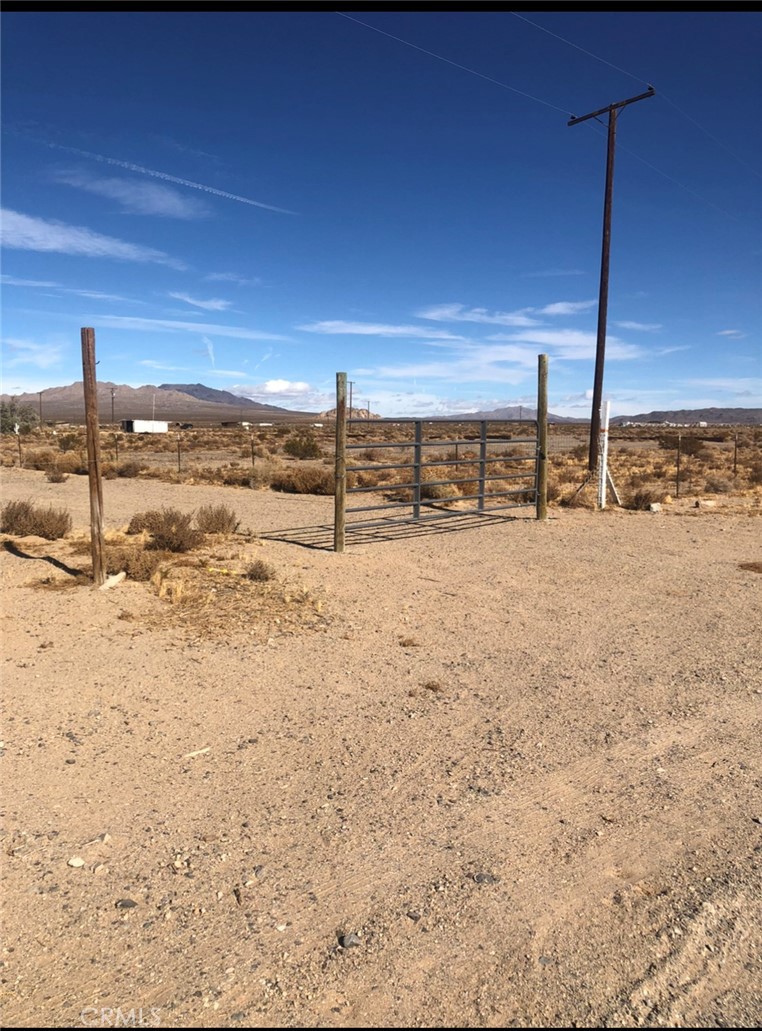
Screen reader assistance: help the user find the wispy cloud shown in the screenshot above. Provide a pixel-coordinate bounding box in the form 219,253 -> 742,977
416,303 -> 540,327
487,328 -> 641,361
202,336 -> 215,367
1,274 -> 137,304
615,320 -> 662,331
168,292 -> 233,312
537,300 -> 596,316
298,320 -> 467,340
94,315 -> 289,341
53,169 -> 210,219
1,275 -> 60,288
139,359 -> 189,372
652,345 -> 690,356
1,336 -> 65,369
0,209 -> 186,269
207,369 -> 249,379
41,140 -> 297,214
416,300 -> 596,324
717,329 -> 746,338
370,357 -> 530,385
251,348 -> 274,372
206,272 -> 263,287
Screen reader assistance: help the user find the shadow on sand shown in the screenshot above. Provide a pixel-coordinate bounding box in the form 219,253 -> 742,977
3,539 -> 87,578
261,509 -> 529,551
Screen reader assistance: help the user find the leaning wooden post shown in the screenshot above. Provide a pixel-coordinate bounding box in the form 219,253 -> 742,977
81,328 -> 105,585
334,372 -> 347,553
536,353 -> 549,520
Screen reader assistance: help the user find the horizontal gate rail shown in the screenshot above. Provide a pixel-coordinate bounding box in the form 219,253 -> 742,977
346,435 -> 538,447
346,487 -> 535,516
346,471 -> 535,495
347,454 -> 535,474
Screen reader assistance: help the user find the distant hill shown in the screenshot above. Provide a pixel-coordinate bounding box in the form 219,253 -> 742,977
158,383 -> 294,414
611,408 -> 761,426
431,405 -> 582,424
1,382 -> 315,425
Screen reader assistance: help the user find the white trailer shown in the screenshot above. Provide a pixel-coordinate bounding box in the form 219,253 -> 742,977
121,420 -> 169,434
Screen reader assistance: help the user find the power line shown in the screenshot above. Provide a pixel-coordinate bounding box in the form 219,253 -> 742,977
335,11 -> 571,115
509,10 -> 761,181
338,10 -> 755,225
583,118 -> 746,224
509,11 -> 648,87
657,93 -> 762,181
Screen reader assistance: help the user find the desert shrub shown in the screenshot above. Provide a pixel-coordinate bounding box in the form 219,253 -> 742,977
105,546 -> 172,581
625,487 -> 667,510
117,460 -> 144,478
704,475 -> 734,494
24,448 -> 58,470
1,499 -> 72,539
546,477 -> 561,502
249,462 -> 279,489
54,453 -> 87,475
270,466 -> 334,495
283,430 -> 321,460
1,401 -> 38,435
351,469 -> 387,489
559,487 -> 595,509
127,510 -> 164,535
749,461 -> 762,486
45,467 -> 69,483
57,432 -> 81,453
659,435 -> 704,457
420,483 -> 458,500
143,508 -> 202,552
220,467 -> 253,487
195,504 -> 240,534
245,559 -> 275,582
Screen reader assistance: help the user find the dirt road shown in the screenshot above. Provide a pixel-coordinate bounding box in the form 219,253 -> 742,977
1,468 -> 760,1027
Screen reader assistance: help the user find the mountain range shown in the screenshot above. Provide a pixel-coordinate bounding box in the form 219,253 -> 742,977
1,382 -> 315,424
1,383 -> 759,426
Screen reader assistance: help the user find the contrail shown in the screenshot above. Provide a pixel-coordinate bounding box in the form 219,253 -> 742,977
42,139 -> 297,215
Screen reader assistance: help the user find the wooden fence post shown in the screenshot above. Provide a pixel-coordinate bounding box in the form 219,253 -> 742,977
536,353 -> 548,520
334,372 -> 347,552
81,328 -> 105,585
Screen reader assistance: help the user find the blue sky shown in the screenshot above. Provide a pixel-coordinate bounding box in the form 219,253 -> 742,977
1,8 -> 760,417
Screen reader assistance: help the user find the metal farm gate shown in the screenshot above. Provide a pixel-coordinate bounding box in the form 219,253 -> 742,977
333,355 -> 548,551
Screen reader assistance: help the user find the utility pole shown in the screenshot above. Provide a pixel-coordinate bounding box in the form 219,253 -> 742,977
111,387 -> 116,426
569,86 -> 654,472
38,391 -> 43,427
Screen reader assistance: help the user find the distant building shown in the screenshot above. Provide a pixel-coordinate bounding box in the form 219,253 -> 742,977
121,419 -> 169,434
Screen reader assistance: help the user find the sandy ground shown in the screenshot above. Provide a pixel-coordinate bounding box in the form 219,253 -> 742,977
1,467 -> 761,1029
